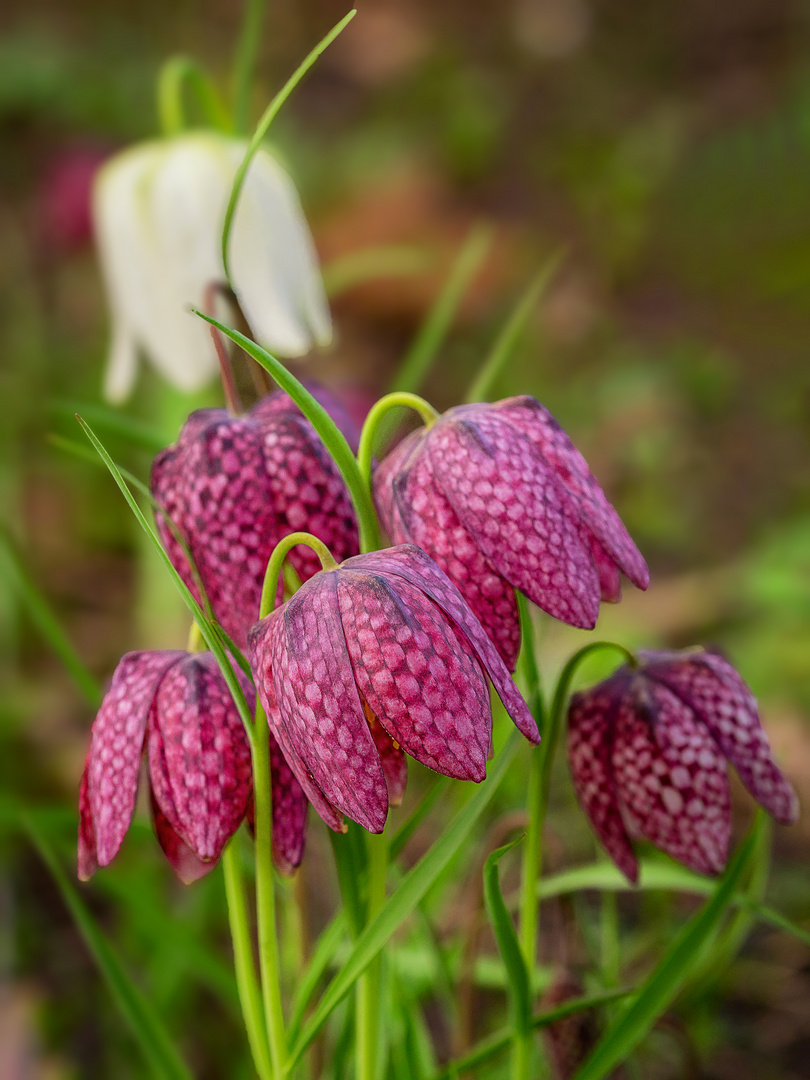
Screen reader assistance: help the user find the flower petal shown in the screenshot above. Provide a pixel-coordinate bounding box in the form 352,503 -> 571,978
380,440 -> 520,669
364,704 -> 408,806
484,396 -> 649,591
640,650 -> 799,826
87,650 -> 183,868
373,428 -> 424,543
567,684 -> 638,883
251,574 -> 389,832
150,791 -> 215,884
341,546 -> 539,744
591,539 -> 622,603
250,382 -> 364,455
147,654 -> 253,863
249,642 -> 345,834
229,147 -> 332,356
151,413 -> 283,647
428,412 -> 601,630
613,679 -> 731,876
77,762 -> 98,881
338,569 -> 490,782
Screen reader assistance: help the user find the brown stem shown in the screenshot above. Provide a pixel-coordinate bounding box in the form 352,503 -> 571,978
204,282 -> 243,415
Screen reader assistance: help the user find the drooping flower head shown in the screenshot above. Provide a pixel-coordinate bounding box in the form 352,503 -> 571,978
567,648 -> 799,882
248,545 -> 540,834
151,387 -> 360,649
374,396 -> 649,670
93,132 -> 332,402
78,650 -> 307,883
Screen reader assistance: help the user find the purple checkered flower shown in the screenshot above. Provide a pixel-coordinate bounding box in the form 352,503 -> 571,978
374,396 -> 649,669
248,544 -> 540,834
567,648 -> 799,883
151,386 -> 360,649
78,650 -> 307,883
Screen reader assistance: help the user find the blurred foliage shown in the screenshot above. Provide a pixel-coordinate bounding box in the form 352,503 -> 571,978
1,0 -> 809,1076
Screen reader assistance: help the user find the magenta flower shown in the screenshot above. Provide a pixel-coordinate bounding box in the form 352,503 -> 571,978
151,386 -> 360,649
374,396 -> 649,669
248,545 -> 540,834
567,648 -> 799,882
78,650 -> 307,883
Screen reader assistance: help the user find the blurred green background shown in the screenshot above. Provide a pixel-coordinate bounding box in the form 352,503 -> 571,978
1,0 -> 809,1076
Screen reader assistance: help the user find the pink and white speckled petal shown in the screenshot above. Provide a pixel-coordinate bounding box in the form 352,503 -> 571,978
482,397 -> 649,591
568,684 -> 638,883
341,546 -> 538,745
268,728 -> 309,873
77,763 -> 98,880
640,650 -> 799,825
87,650 -> 184,868
613,678 -> 731,876
591,539 -> 622,603
250,382 -> 364,454
338,570 -> 491,782
260,413 -> 359,585
253,575 -> 389,832
428,414 -> 601,630
248,631 -> 345,833
150,792 -> 215,884
387,446 -> 520,669
147,653 -> 253,863
373,428 -> 425,544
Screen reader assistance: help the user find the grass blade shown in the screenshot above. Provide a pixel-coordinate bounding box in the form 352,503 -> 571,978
24,814 -> 192,1080
571,828 -> 757,1080
288,731 -> 521,1066
483,838 -> 531,1031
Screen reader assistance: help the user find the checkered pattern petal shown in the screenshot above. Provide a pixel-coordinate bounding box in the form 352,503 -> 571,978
568,681 -> 638,883
150,791 -> 214,884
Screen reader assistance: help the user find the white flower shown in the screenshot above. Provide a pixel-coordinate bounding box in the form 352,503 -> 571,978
92,132 -> 332,403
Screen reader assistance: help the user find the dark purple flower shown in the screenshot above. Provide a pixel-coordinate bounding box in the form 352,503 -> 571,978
151,386 -> 360,649
373,396 -> 649,669
248,544 -> 539,834
567,648 -> 799,882
78,650 -> 307,883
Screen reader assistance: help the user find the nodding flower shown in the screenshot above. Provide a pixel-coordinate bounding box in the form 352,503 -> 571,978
374,396 -> 648,670
78,650 -> 307,883
248,545 -> 540,834
567,648 -> 799,882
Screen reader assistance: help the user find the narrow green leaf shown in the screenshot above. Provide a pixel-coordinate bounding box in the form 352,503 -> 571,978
288,732 -> 521,1066
24,814 -> 192,1080
389,224 -> 492,395
465,252 -> 564,404
330,824 -> 369,938
426,988 -> 632,1080
158,54 -> 232,135
75,416 -> 254,738
483,837 -> 531,1031
0,527 -> 101,706
572,829 -> 757,1080
222,10 -> 357,278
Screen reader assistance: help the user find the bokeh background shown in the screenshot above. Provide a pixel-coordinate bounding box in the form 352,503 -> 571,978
1,0 -> 809,1076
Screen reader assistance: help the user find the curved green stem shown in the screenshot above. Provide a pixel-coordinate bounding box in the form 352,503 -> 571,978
259,531 -> 337,621
253,701 -> 289,1077
157,55 -> 231,136
222,844 -> 274,1080
222,9 -> 357,279
193,314 -> 382,552
232,0 -> 268,135
357,391 -> 440,487
549,641 -> 637,731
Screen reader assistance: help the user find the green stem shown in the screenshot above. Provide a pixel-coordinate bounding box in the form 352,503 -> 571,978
232,0 -> 268,135
358,832 -> 388,1080
222,844 -> 274,1080
356,392 -> 440,488
253,701 -> 289,1077
259,531 -> 337,620
157,55 -> 231,136
222,10 -> 357,280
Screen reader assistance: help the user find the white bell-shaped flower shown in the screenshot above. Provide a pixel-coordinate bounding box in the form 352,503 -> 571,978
93,132 -> 332,402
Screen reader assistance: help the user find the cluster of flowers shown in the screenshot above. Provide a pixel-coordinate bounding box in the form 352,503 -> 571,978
79,384 -> 798,884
